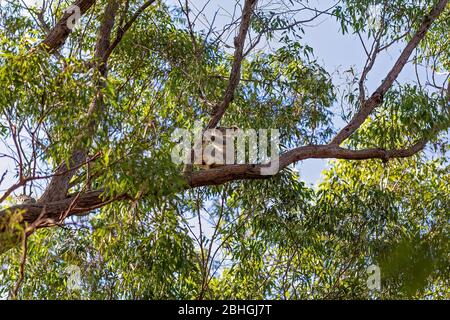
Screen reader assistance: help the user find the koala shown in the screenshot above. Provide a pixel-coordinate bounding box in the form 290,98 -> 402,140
183,126 -> 240,173
14,194 -> 37,205
199,126 -> 240,170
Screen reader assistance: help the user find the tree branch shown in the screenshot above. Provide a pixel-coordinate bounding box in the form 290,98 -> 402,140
0,138 -> 429,255
41,0 -> 97,52
38,0 -> 119,203
207,0 -> 258,129
102,0 -> 157,62
331,0 -> 448,146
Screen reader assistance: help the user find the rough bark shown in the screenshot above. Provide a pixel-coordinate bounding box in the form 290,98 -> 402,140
207,0 -> 258,129
331,0 -> 449,146
0,0 -> 447,255
0,140 -> 428,251
38,0 -> 119,203
41,0 -> 97,52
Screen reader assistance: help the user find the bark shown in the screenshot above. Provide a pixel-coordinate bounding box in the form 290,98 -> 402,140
0,140 -> 428,256
41,0 -> 97,52
0,0 -> 447,255
207,0 -> 258,129
38,1 -> 119,203
331,0 -> 449,146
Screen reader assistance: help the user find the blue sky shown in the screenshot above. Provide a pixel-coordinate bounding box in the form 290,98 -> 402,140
1,0 -> 447,296
173,0 -> 445,185
1,0 -> 446,196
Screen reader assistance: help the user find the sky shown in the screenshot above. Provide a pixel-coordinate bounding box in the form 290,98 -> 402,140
171,0 -> 446,185
163,0 -> 445,185
1,0 -> 446,296
1,0 -> 446,197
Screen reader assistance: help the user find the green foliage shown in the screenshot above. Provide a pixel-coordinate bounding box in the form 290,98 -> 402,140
0,0 -> 448,300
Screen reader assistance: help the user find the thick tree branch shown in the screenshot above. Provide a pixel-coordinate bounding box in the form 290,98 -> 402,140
207,0 -> 258,129
0,138 -> 428,255
187,140 -> 428,187
331,0 -> 448,146
38,0 -> 119,203
2,0 -> 446,259
93,0 -> 120,70
41,0 -> 97,52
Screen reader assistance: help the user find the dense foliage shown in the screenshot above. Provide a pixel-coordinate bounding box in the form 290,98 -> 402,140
0,0 -> 448,299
